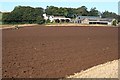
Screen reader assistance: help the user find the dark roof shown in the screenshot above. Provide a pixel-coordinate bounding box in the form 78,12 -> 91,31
99,18 -> 113,22
77,16 -> 113,22
77,16 -> 100,20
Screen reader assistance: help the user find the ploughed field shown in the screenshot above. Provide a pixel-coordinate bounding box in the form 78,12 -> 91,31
2,26 -> 118,78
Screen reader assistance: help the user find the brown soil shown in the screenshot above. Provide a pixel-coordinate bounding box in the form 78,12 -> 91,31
2,25 -> 119,78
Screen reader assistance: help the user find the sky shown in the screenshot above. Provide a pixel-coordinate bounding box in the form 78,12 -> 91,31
118,1 -> 120,15
0,0 -> 119,14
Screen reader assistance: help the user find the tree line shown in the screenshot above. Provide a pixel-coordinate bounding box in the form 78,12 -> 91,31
2,6 -> 45,24
2,6 -> 119,24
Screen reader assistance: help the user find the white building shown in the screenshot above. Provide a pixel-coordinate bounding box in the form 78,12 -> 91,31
43,14 -> 49,20
43,14 -> 71,23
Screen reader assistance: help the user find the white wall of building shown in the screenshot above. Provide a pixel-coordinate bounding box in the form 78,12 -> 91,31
108,22 -> 112,26
43,14 -> 48,20
43,13 -> 71,22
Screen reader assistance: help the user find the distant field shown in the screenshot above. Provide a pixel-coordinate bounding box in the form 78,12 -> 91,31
2,25 -> 118,78
45,23 -> 111,27
0,23 -> 115,29
0,24 -> 38,29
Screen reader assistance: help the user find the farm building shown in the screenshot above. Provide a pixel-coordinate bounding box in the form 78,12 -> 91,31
43,14 -> 71,23
73,16 -> 115,25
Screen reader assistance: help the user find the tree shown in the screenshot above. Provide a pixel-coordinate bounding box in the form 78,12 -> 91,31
45,6 -> 59,16
58,7 -> 68,16
2,12 -> 11,24
76,6 -> 89,16
45,19 -> 51,23
112,19 -> 117,26
101,11 -> 117,18
89,7 -> 99,16
66,8 -> 76,18
45,6 -> 69,16
2,6 -> 44,24
36,16 -> 45,24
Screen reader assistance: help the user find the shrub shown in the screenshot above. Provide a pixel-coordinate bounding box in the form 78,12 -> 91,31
46,19 -> 51,23
36,16 -> 45,24
112,19 -> 117,26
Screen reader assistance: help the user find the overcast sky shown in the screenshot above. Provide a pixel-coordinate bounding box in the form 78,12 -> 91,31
0,0 -> 119,14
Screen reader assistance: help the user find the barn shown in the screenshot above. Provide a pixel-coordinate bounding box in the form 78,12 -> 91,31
74,16 -> 114,26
